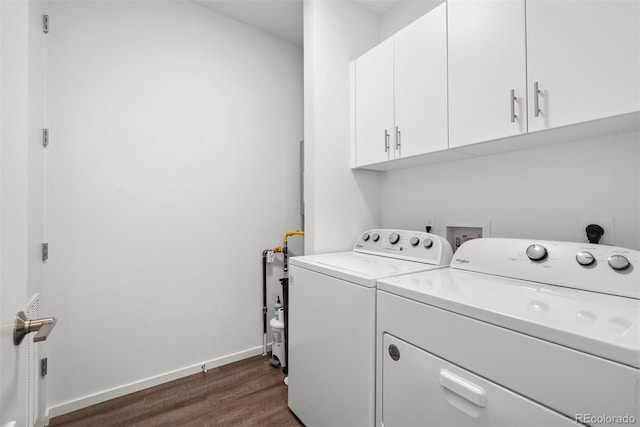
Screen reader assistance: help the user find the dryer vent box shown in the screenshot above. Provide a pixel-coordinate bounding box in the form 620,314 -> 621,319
442,220 -> 491,253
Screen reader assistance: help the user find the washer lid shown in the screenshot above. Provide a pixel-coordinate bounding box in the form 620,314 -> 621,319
289,252 -> 445,288
378,269 -> 640,368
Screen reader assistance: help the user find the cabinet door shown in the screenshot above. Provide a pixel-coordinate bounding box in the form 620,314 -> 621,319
355,38 -> 394,166
527,0 -> 640,132
448,0 -> 527,148
394,2 -> 448,158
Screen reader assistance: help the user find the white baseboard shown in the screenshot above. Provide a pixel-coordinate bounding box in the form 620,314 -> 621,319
47,344 -> 271,419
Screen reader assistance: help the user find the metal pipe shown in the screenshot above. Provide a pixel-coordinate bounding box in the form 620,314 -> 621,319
282,230 -> 304,272
261,249 -> 269,356
280,276 -> 289,375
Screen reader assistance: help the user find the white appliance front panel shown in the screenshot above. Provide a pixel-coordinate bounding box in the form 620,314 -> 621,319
288,265 -> 375,426
289,252 -> 445,288
382,334 -> 579,426
376,291 -> 639,425
378,268 -> 640,367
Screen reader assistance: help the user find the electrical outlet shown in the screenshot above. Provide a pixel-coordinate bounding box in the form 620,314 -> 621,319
266,250 -> 275,263
578,217 -> 615,245
425,216 -> 435,233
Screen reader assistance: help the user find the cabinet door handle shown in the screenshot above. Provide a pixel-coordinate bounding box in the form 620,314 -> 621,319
510,89 -> 517,123
534,81 -> 541,117
439,369 -> 487,407
384,129 -> 390,152
395,126 -> 401,150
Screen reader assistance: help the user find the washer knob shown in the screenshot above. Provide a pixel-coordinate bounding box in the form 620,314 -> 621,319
576,251 -> 595,266
372,233 -> 380,242
389,233 -> 400,244
410,236 -> 420,246
423,238 -> 433,249
362,233 -> 370,242
526,244 -> 548,261
608,255 -> 630,271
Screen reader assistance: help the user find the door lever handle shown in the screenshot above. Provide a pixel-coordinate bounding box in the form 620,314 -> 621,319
13,311 -> 57,345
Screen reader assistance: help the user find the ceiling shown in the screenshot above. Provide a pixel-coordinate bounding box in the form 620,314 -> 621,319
191,0 -> 402,46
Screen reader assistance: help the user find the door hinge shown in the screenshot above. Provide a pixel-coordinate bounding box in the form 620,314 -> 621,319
42,243 -> 48,262
41,358 -> 48,377
43,14 -> 49,34
42,128 -> 49,147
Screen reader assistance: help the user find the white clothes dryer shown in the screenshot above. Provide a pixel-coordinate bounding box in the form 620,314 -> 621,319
288,229 -> 453,426
376,238 -> 639,427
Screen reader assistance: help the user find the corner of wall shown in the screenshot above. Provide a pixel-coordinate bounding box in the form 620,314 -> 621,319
304,0 -> 383,254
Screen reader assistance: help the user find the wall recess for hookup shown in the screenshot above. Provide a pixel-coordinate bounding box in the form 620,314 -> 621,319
578,217 -> 615,245
441,220 -> 491,253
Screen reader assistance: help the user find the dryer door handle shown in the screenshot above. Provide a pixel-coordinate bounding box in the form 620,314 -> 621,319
439,369 -> 487,407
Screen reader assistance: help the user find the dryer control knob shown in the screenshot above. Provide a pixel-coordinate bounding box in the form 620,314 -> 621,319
389,233 -> 400,244
576,251 -> 595,266
362,233 -> 370,242
372,233 -> 380,242
526,244 -> 548,261
410,236 -> 420,246
608,255 -> 630,271
423,238 -> 433,249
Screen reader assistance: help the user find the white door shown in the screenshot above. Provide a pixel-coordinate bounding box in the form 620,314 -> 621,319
394,2 -> 448,158
1,1 -> 49,426
448,0 -> 527,148
355,38 -> 394,167
526,0 -> 640,132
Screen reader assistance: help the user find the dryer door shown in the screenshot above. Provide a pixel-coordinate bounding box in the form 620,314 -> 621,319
381,334 -> 579,426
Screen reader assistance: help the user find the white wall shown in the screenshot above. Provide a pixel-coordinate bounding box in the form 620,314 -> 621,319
379,0 -> 443,40
46,0 -> 302,416
381,131 -> 640,250
304,0 -> 381,254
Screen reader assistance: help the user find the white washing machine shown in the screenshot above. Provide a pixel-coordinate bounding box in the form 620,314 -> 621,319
376,238 -> 639,427
288,229 -> 453,426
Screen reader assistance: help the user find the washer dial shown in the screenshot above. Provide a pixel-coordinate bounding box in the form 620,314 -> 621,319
362,233 -> 370,242
526,244 -> 548,261
410,236 -> 420,246
389,233 -> 400,244
423,238 -> 433,249
372,233 -> 380,242
576,251 -> 595,266
608,255 -> 630,271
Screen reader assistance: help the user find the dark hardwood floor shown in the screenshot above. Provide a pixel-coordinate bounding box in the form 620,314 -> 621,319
49,355 -> 304,427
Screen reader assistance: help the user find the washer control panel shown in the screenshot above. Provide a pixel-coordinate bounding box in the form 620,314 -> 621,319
451,238 -> 639,299
354,229 -> 453,266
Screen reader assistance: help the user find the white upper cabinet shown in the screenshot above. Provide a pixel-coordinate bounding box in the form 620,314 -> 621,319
449,0 -> 639,149
354,0 -> 639,170
448,0 -> 527,148
394,3 -> 448,158
526,0 -> 640,132
355,38 -> 394,166
354,3 -> 448,167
